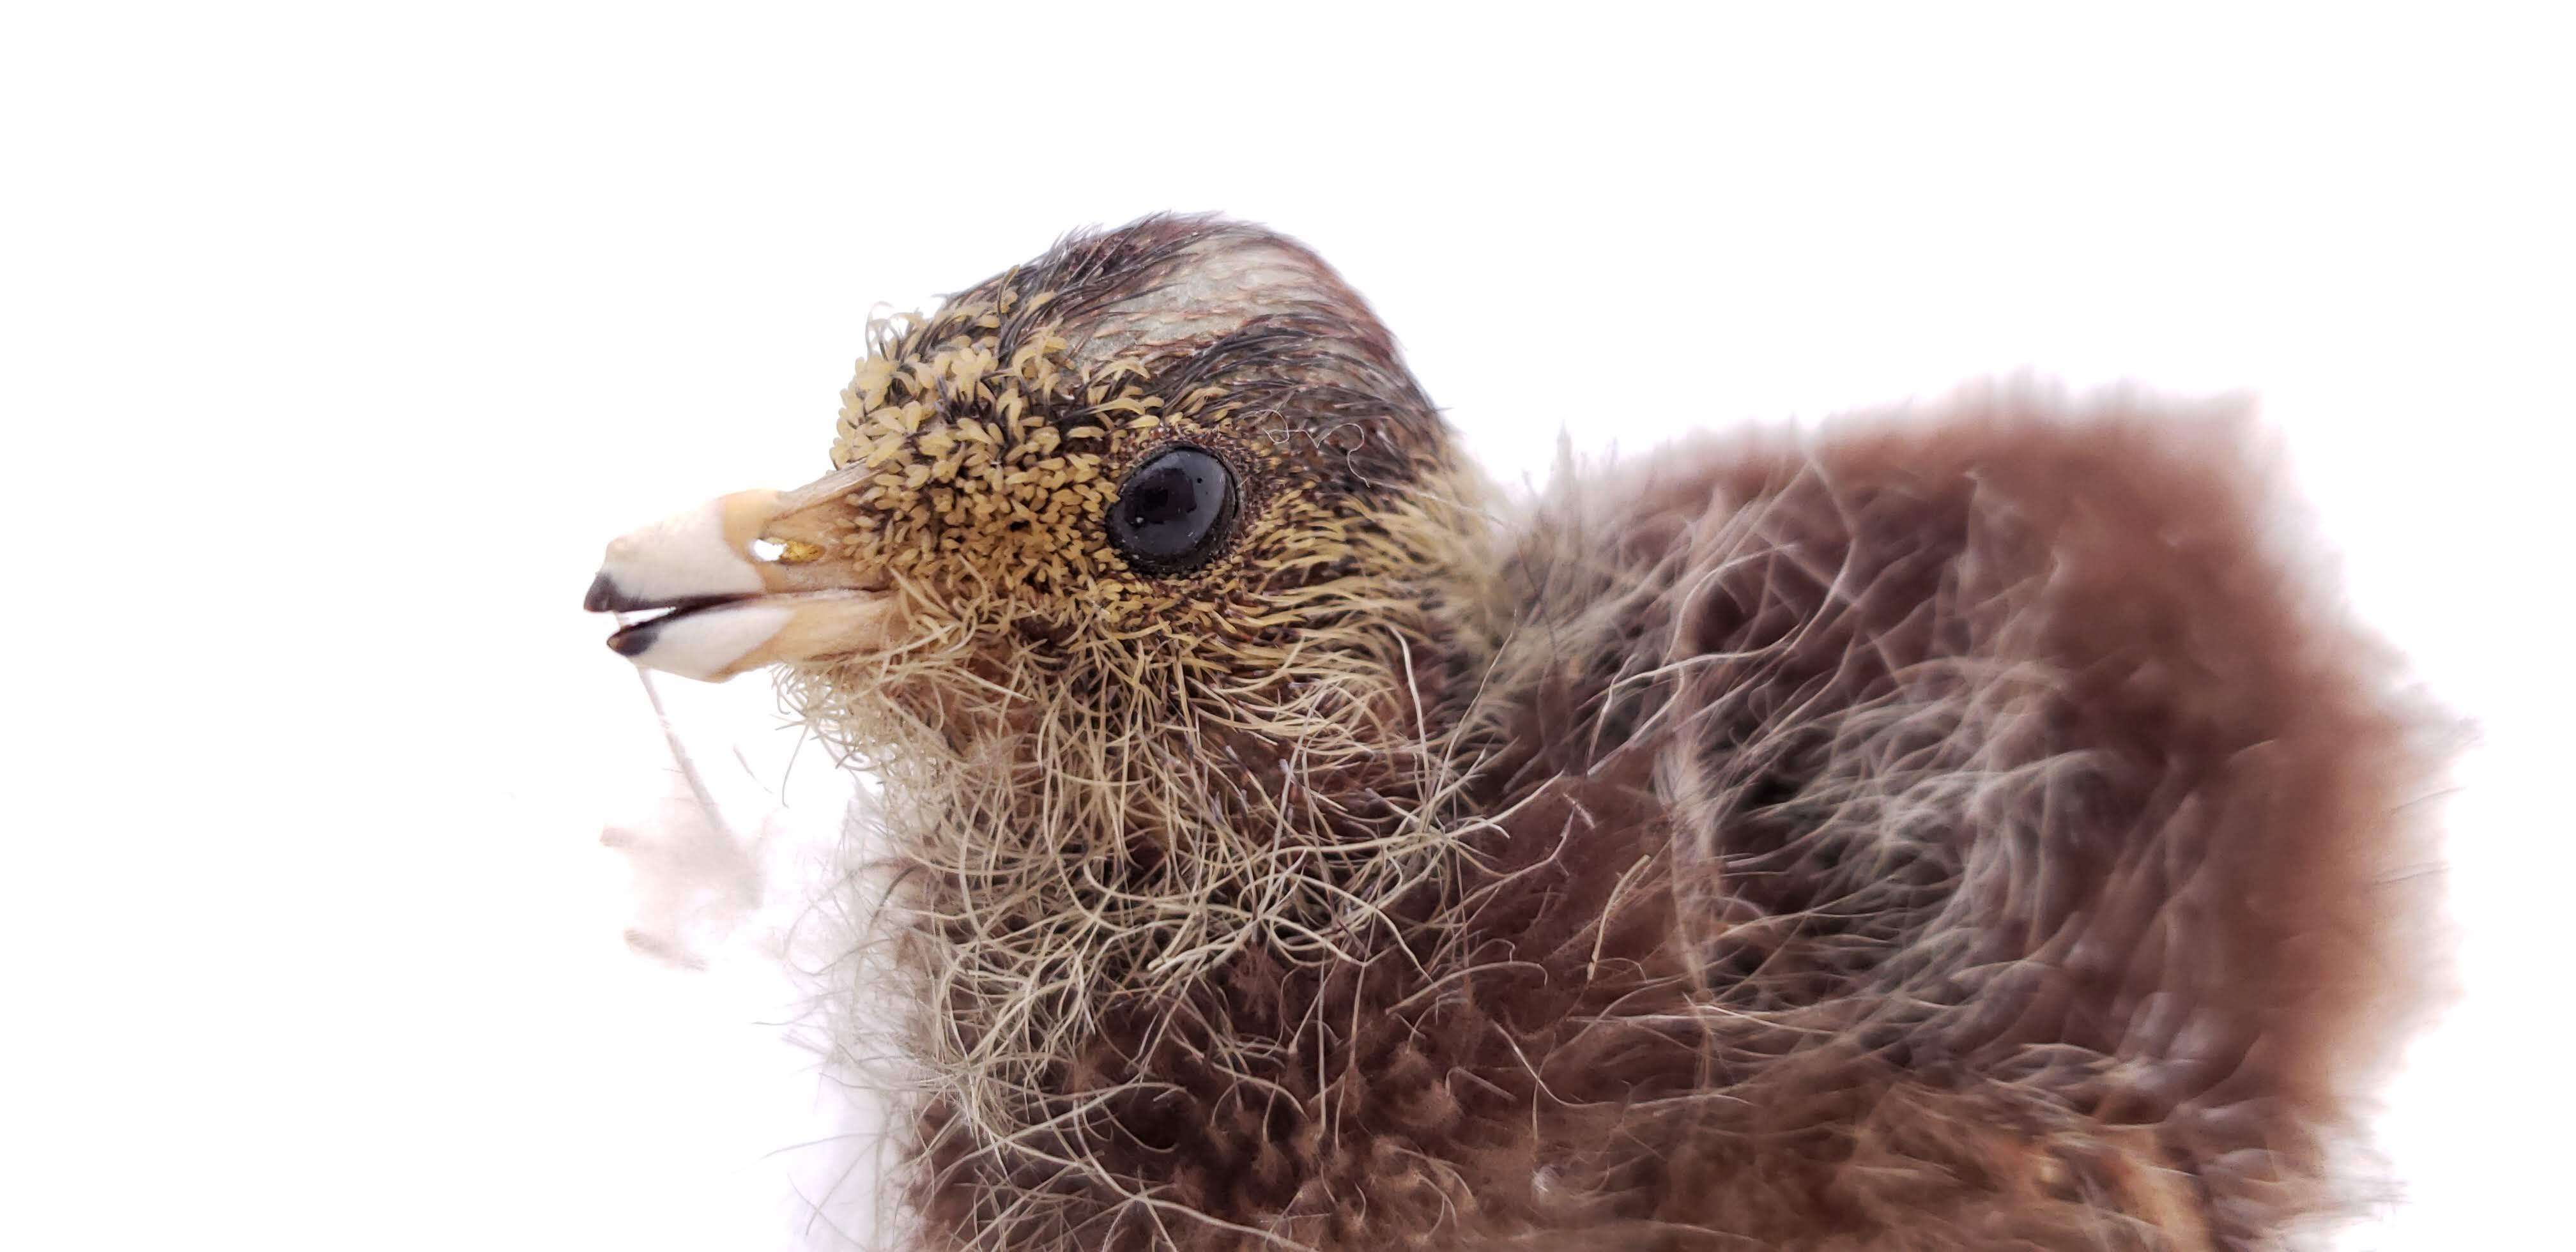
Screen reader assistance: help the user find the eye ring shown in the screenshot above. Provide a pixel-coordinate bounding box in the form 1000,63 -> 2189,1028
1107,444 -> 1240,577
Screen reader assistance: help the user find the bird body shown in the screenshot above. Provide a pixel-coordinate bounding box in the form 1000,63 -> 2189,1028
588,217 -> 2446,1250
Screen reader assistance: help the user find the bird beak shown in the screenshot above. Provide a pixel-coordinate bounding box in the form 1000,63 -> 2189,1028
582,466 -> 903,682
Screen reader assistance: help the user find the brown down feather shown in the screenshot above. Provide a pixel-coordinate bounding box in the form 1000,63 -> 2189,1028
762,216 -> 2450,1251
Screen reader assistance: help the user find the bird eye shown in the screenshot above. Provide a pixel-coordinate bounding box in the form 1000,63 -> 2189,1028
1107,445 -> 1239,576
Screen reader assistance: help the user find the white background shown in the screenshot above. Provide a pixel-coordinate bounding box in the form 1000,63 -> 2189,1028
4,4 -> 2568,1249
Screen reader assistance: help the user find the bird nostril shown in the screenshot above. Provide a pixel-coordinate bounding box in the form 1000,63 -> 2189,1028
750,537 -> 825,564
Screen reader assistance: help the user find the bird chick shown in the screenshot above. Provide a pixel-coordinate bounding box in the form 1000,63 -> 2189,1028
586,216 -> 2448,1251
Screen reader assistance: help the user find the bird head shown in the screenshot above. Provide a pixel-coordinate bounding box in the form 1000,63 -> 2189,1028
586,216 -> 1494,815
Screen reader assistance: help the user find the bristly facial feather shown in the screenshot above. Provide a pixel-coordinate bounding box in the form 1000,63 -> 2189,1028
779,215 -> 1510,1248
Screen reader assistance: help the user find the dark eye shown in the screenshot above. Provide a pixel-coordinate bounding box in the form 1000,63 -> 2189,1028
1107,445 -> 1239,576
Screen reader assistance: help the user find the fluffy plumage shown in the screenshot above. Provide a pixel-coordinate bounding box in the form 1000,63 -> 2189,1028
587,216 -> 2449,1250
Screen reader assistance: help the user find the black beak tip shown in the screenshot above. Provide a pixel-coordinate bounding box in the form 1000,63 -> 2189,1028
583,571 -> 622,613
606,620 -> 658,658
